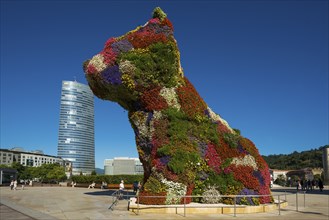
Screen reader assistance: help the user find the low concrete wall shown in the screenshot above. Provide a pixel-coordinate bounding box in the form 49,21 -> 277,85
129,198 -> 288,215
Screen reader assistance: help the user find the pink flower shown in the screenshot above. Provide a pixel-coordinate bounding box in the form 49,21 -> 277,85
148,18 -> 160,24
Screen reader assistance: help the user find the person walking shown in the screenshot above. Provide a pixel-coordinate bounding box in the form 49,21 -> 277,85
10,180 -> 14,190
318,179 -> 324,192
13,180 -> 17,190
119,180 -> 125,200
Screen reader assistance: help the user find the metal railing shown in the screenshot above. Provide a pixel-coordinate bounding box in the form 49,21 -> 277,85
129,192 -> 304,217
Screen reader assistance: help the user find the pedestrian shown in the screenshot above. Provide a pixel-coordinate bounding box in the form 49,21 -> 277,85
88,182 -> 95,189
13,180 -> 17,190
318,179 -> 324,192
133,181 -> 139,193
296,180 -> 301,191
10,180 -> 14,190
119,180 -> 125,199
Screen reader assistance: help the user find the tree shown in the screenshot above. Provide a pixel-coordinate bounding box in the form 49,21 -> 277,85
274,174 -> 286,186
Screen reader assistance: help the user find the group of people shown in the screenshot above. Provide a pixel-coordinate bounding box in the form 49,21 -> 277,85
9,180 -> 17,190
9,180 -> 31,190
296,179 -> 324,192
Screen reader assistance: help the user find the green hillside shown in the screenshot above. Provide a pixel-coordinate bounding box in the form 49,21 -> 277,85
262,145 -> 328,170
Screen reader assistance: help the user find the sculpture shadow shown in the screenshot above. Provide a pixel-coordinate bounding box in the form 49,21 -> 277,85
84,189 -> 137,199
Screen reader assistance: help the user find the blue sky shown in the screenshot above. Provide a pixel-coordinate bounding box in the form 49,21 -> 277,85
1,0 -> 328,169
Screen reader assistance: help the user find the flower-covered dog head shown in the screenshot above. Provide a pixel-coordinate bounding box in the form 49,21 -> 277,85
84,7 -> 183,111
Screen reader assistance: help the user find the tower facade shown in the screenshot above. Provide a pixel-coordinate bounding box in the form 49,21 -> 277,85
57,81 -> 95,175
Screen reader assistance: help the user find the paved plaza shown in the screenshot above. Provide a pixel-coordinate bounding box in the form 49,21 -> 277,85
0,185 -> 328,219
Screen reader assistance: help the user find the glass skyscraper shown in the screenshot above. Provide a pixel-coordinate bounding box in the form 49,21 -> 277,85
57,81 -> 95,175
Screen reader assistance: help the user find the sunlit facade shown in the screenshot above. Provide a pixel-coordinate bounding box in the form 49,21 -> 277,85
57,81 -> 95,175
104,157 -> 144,175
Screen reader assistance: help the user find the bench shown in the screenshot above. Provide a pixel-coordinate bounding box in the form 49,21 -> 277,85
73,183 -> 133,190
107,184 -> 133,190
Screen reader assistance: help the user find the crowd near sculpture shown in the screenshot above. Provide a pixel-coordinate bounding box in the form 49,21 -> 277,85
83,7 -> 272,205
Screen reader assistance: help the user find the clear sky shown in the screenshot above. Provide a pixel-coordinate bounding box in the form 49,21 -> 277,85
1,0 -> 328,169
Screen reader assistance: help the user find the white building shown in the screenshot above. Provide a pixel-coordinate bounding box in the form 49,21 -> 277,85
0,148 -> 72,177
104,157 -> 143,175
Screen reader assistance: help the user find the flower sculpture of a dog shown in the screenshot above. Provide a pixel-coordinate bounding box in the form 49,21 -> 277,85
84,7 -> 272,205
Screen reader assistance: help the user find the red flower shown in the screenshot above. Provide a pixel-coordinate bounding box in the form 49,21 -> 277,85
161,17 -> 174,31
205,143 -> 221,174
127,30 -> 167,49
177,77 -> 207,118
104,37 -> 116,49
141,87 -> 168,111
229,164 -> 260,190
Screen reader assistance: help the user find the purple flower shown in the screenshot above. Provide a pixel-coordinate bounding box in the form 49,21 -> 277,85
198,141 -> 208,157
160,156 -> 170,165
253,170 -> 265,186
138,22 -> 173,37
237,188 -> 258,205
199,171 -> 208,180
111,39 -> 133,54
146,112 -> 153,126
101,65 -> 122,85
237,144 -> 249,154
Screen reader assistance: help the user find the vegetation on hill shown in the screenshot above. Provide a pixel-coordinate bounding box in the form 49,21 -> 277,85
262,145 -> 328,170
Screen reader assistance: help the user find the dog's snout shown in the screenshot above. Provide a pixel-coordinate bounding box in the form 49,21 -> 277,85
83,59 -> 90,73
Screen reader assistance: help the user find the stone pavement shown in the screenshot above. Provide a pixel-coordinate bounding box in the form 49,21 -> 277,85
0,185 -> 328,219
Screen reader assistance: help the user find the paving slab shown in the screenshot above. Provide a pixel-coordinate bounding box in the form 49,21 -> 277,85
0,185 -> 328,219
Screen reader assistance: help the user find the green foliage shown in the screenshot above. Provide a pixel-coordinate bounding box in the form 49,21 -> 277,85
32,163 -> 66,183
274,174 -> 287,186
119,42 -> 179,88
91,170 -> 97,175
204,171 -> 242,195
152,7 -> 167,21
168,150 -> 199,174
222,185 -> 244,205
223,132 -> 240,148
4,162 -> 67,183
163,108 -> 219,145
71,174 -> 143,184
263,145 -> 327,169
143,176 -> 166,193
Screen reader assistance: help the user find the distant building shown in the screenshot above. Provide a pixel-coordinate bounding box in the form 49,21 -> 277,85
270,169 -> 290,181
286,168 -> 314,181
323,146 -> 329,184
0,148 -> 70,168
0,168 -> 17,185
104,157 -> 144,175
57,81 -> 95,175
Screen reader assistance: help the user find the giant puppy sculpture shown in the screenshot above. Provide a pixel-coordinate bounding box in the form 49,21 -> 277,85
84,7 -> 272,205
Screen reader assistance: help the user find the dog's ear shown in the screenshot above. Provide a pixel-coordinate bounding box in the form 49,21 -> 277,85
152,7 -> 167,21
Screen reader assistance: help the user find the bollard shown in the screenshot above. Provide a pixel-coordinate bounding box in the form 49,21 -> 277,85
234,196 -> 236,217
137,195 -> 140,215
278,195 -> 281,215
296,192 -> 298,212
184,196 -> 186,217
303,191 -> 306,208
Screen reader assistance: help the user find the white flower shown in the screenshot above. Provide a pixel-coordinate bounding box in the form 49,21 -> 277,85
119,60 -> 136,75
130,111 -> 153,139
88,54 -> 106,72
159,87 -> 181,110
154,172 -> 187,205
231,154 -> 258,170
207,107 -> 233,133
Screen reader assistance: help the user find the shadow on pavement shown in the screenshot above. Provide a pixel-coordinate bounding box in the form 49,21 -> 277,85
84,189 -> 137,199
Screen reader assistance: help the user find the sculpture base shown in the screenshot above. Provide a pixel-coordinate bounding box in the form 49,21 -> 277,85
128,198 -> 288,215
